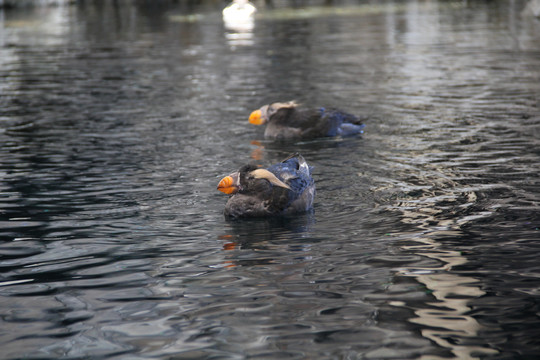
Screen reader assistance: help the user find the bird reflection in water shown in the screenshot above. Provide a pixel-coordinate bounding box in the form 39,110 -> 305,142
250,140 -> 265,160
218,213 -> 316,267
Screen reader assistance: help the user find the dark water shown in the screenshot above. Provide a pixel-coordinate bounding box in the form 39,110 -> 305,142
1,1 -> 540,358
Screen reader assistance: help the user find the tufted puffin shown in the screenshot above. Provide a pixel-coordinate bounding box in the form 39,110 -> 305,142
248,101 -> 365,140
217,153 -> 315,218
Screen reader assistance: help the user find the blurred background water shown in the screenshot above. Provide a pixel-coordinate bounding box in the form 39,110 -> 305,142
1,0 -> 539,358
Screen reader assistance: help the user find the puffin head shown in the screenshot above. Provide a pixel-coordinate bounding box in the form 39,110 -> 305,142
217,164 -> 290,195
248,101 -> 298,126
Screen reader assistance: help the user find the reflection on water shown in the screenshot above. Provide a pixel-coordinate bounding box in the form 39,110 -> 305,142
395,213 -> 499,358
1,0 -> 540,359
222,0 -> 256,47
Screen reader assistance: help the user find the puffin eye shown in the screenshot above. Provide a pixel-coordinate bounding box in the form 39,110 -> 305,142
267,106 -> 277,116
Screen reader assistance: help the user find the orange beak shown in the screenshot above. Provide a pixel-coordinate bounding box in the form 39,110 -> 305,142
217,175 -> 238,194
249,109 -> 265,125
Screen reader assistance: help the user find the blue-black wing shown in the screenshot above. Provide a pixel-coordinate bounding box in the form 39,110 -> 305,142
266,154 -> 314,209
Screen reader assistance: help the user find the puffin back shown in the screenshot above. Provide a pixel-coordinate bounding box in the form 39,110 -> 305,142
266,155 -> 314,205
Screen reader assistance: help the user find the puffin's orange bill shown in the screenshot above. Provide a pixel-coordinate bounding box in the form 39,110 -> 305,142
217,175 -> 238,194
248,109 -> 265,125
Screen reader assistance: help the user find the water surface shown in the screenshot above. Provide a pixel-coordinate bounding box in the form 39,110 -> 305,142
1,1 -> 540,359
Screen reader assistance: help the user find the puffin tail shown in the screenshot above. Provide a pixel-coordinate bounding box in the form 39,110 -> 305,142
278,153 -> 313,179
296,153 -> 312,178
321,108 -> 366,137
338,122 -> 365,136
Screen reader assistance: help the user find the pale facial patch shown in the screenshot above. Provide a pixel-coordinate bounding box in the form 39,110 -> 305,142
250,169 -> 291,190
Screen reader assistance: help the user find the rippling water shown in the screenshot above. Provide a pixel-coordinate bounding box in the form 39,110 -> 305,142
1,1 -> 540,359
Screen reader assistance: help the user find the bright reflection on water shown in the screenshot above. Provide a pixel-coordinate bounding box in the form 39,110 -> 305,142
1,1 -> 540,359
